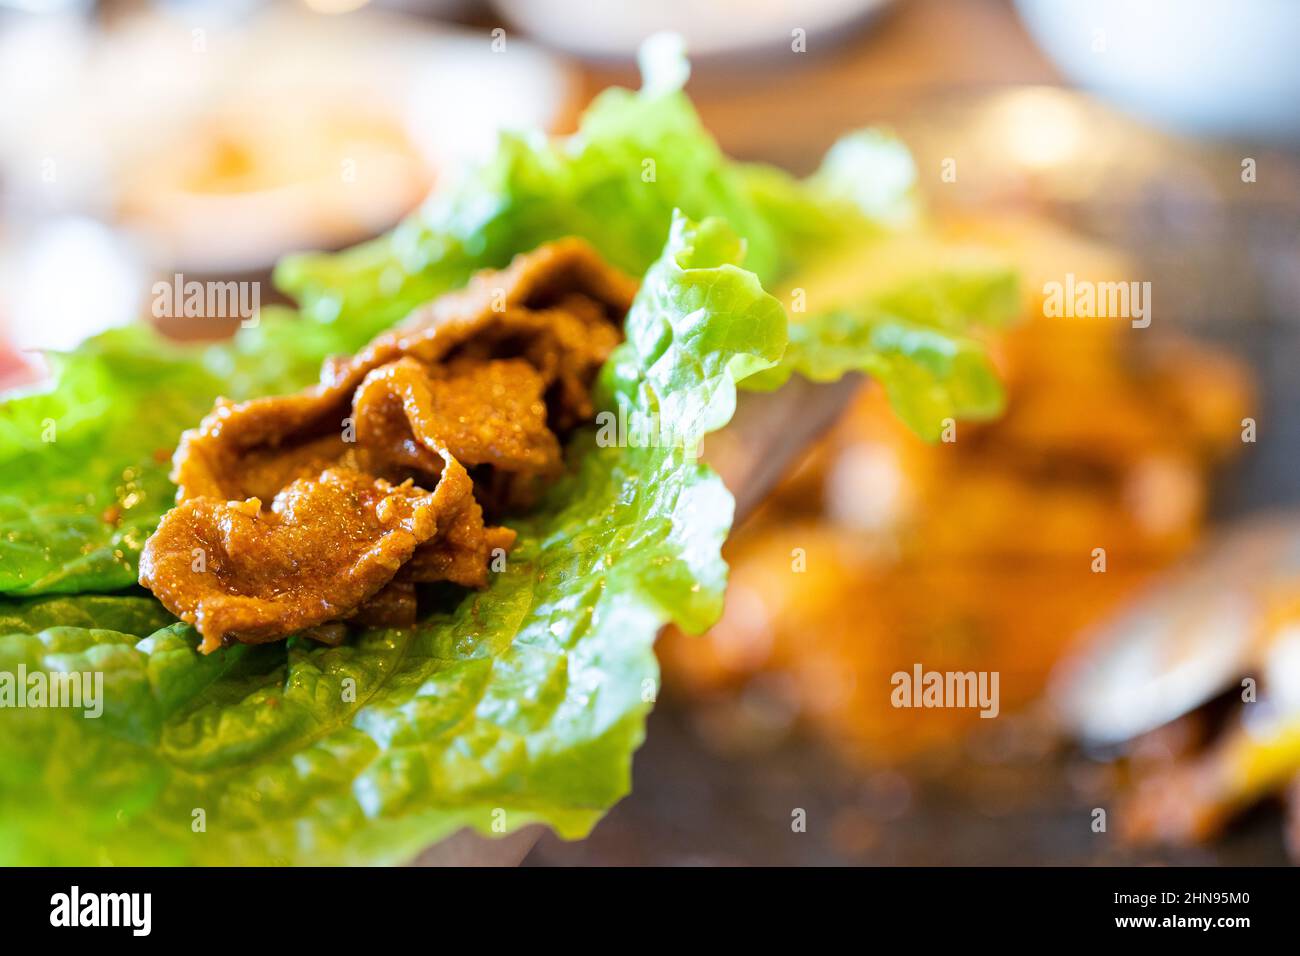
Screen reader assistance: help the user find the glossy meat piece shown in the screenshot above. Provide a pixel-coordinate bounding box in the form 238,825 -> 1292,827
172,394 -> 352,502
141,463 -> 469,654
401,500 -> 517,588
350,580 -> 419,629
142,238 -> 634,653
171,239 -> 631,503
351,357 -> 562,480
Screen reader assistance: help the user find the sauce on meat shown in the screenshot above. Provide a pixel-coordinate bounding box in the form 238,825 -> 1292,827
139,238 -> 637,653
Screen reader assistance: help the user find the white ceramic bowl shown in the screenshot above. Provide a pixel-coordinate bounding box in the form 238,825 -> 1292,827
1015,0 -> 1300,143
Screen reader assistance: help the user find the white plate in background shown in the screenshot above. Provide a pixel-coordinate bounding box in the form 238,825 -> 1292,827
492,0 -> 894,60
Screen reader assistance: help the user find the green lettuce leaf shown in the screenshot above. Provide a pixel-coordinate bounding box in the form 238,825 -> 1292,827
746,235 -> 1019,438
751,311 -> 1004,440
276,37 -> 787,334
0,312 -> 384,595
736,128 -> 920,259
0,38 -> 1018,864
0,213 -> 785,865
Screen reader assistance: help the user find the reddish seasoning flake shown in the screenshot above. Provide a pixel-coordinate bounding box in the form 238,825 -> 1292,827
266,697 -> 280,709
101,505 -> 121,526
152,447 -> 172,463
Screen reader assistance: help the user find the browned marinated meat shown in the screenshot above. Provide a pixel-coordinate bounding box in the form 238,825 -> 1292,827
350,580 -> 419,629
172,238 -> 634,503
171,395 -> 353,502
351,357 -> 562,480
141,238 -> 635,653
140,465 -> 458,654
400,494 -> 518,589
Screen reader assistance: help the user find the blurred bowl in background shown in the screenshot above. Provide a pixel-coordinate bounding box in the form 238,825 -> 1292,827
0,5 -> 575,349
118,101 -> 427,275
1015,0 -> 1300,143
491,0 -> 895,60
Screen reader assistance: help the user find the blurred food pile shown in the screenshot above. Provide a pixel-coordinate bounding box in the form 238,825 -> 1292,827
660,215 -> 1254,767
0,5 -> 575,356
1054,509 -> 1300,860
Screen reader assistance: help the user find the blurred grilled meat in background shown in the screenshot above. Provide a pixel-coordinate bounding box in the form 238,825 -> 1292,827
661,215 -> 1255,764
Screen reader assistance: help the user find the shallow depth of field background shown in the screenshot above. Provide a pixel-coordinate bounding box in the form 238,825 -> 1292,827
3,0 -> 1298,864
